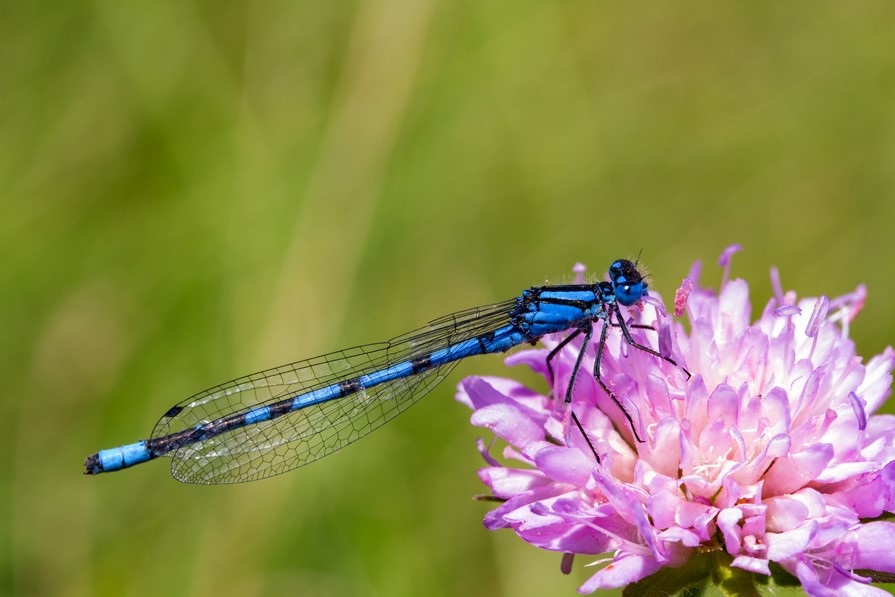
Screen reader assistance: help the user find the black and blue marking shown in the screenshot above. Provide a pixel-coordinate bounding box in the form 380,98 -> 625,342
84,259 -> 686,484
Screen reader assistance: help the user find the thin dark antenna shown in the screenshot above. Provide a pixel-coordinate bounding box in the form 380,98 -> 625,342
635,248 -> 644,267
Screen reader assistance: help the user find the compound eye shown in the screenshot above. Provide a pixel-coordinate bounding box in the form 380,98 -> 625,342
615,281 -> 645,306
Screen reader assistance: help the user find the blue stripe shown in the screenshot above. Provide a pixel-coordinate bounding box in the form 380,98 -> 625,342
532,304 -> 588,324
244,405 -> 271,425
292,384 -> 342,410
97,441 -> 151,472
481,327 -> 526,353
430,338 -> 483,365
360,361 -> 413,387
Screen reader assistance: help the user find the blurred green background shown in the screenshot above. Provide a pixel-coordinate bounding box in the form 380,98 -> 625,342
4,2 -> 895,596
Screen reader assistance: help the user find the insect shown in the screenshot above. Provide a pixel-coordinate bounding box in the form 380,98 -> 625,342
84,259 -> 685,484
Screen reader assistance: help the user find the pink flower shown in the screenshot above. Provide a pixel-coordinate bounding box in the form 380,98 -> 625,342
456,247 -> 895,595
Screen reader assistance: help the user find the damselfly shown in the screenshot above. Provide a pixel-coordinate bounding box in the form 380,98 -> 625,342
84,259 -> 687,484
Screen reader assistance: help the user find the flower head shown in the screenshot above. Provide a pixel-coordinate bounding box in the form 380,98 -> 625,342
456,247 -> 895,595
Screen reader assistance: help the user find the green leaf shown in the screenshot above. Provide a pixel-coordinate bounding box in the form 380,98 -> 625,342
621,551 -> 807,597
711,561 -> 760,597
761,563 -> 801,588
623,553 -> 712,597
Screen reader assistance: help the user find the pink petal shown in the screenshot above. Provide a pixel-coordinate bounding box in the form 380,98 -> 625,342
533,446 -> 594,486
459,376 -> 547,420
718,244 -> 743,268
851,521 -> 895,573
483,485 -> 568,530
830,475 -> 892,519
643,418 -> 682,477
505,348 -> 551,379
478,467 -> 548,498
578,553 -> 663,592
657,527 -> 701,547
764,443 -> 834,496
707,383 -> 739,427
859,347 -> 895,414
647,489 -> 679,530
785,554 -> 891,597
506,500 -> 614,554
815,461 -> 879,483
766,521 -> 818,561
718,279 -> 751,336
717,508 -> 743,555
470,402 -> 544,448
731,555 -> 770,576
765,495 -> 810,532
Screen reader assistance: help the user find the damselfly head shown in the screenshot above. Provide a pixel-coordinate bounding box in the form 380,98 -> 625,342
609,259 -> 649,306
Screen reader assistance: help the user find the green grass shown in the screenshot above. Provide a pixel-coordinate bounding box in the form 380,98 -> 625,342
3,2 -> 895,596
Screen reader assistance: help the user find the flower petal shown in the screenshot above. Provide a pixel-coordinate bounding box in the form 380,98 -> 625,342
578,553 -> 663,592
850,521 -> 895,573
764,443 -> 834,495
766,521 -> 818,561
469,402 -> 544,448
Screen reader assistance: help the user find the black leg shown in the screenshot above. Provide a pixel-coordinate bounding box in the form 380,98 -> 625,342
610,322 -> 655,331
564,325 -> 593,404
551,326 -> 601,462
590,317 -> 644,442
545,328 -> 582,385
570,410 -> 600,464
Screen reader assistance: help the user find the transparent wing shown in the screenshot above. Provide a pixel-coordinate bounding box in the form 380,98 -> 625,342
151,299 -> 519,484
